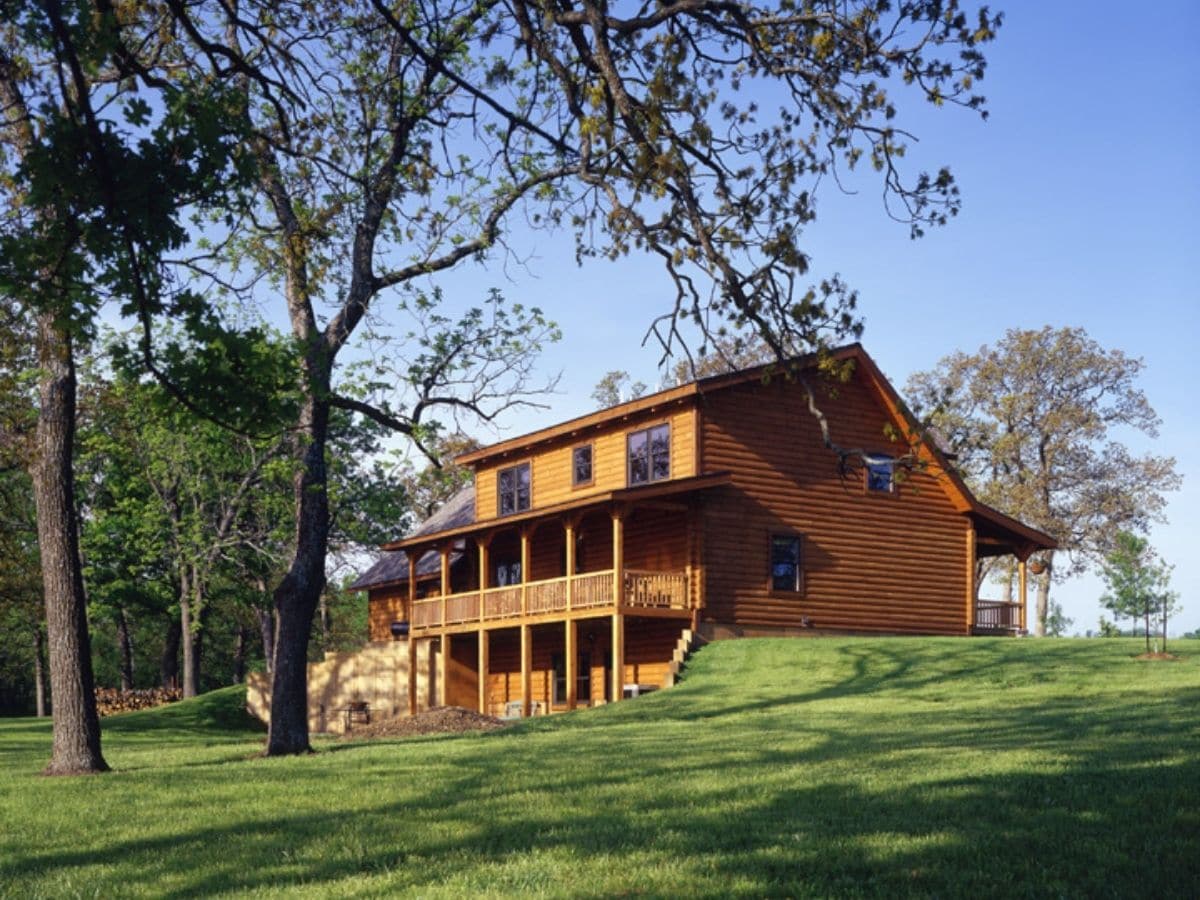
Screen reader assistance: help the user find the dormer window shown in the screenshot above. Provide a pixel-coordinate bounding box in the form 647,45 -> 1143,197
628,423 -> 670,485
498,462 -> 531,515
866,455 -> 894,493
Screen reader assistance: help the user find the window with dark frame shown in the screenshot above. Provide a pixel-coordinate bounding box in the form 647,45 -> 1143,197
770,534 -> 802,593
572,444 -> 593,486
497,462 -> 531,515
866,455 -> 895,493
627,423 -> 670,485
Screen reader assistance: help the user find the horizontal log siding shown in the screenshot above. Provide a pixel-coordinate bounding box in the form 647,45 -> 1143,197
474,407 -> 696,520
700,371 -> 969,635
623,507 -> 688,572
367,587 -> 406,642
482,617 -> 683,715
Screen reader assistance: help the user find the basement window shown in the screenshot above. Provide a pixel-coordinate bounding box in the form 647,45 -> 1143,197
498,462 -> 531,516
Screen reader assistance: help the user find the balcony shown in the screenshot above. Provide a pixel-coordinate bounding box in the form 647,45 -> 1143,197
409,569 -> 692,634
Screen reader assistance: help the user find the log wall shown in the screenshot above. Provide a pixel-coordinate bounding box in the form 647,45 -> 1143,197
699,369 -> 970,635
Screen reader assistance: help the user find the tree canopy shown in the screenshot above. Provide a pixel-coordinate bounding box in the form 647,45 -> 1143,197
906,326 -> 1181,635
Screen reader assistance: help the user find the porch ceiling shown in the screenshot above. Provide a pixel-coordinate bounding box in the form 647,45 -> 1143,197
382,471 -> 732,552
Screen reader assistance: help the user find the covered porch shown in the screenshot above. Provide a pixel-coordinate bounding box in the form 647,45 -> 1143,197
388,473 -> 727,715
966,506 -> 1057,635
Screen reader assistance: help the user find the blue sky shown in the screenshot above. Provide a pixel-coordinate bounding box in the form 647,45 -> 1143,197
410,3 -> 1199,635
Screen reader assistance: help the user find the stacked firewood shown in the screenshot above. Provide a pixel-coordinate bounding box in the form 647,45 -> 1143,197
95,687 -> 183,716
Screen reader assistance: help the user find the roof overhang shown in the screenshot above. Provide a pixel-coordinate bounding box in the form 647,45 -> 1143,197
382,471 -> 733,552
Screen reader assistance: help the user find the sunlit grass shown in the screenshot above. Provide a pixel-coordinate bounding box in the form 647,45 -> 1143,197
1,637 -> 1196,897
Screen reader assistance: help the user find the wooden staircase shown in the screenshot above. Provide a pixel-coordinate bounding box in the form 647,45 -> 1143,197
662,627 -> 703,688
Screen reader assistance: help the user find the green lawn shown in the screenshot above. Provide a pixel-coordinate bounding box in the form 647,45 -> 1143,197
1,638 -> 1197,898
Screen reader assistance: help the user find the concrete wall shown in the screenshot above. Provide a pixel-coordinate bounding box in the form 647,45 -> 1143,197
246,639 -> 436,734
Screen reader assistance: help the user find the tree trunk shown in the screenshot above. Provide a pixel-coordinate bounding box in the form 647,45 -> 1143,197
256,605 -> 275,676
180,568 -> 197,698
1144,607 -> 1151,654
33,627 -> 47,718
267,393 -> 330,756
161,616 -> 181,689
116,607 -> 134,692
1034,552 -> 1054,638
31,314 -> 107,775
233,627 -> 247,684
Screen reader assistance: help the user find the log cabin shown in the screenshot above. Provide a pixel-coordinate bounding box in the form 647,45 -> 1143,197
252,344 -> 1055,730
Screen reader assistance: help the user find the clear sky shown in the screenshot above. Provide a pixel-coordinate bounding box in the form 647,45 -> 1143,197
404,2 -> 1199,636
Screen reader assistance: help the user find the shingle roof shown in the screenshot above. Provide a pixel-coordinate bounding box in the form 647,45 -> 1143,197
347,484 -> 476,590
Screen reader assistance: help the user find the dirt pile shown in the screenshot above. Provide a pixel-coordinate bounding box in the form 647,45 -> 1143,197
341,705 -> 508,740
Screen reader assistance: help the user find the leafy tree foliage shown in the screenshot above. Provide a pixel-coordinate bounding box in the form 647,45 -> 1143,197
906,327 -> 1181,636
7,0 -> 1003,756
1099,531 -> 1180,654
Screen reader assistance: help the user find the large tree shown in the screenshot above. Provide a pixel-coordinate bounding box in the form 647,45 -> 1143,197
0,2 -> 251,772
151,0 -> 1002,754
906,327 -> 1181,635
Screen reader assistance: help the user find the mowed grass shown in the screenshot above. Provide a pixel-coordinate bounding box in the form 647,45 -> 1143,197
1,638 -> 1197,898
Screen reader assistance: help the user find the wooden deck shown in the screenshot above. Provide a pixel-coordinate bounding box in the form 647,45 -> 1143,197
409,569 -> 693,635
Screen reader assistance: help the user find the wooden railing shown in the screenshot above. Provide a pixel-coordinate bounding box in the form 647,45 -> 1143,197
407,568 -> 690,632
975,599 -> 1022,631
573,570 -> 614,609
625,570 -> 690,609
483,585 -> 522,619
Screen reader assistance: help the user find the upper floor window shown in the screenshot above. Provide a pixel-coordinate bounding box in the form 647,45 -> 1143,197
573,444 -> 593,486
628,423 -> 670,485
866,455 -> 894,493
497,462 -> 531,516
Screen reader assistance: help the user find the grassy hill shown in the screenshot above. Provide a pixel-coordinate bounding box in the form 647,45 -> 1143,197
1,637 -> 1196,897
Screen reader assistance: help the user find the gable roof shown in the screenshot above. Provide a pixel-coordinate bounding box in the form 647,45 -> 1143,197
347,485 -> 476,590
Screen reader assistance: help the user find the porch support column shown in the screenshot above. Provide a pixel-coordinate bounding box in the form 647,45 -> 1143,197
477,629 -> 489,715
407,552 -> 417,715
520,529 -> 531,616
1018,557 -> 1028,634
564,518 -> 577,611
965,527 -> 976,634
520,624 -> 532,717
438,633 -> 450,707
611,613 -> 625,704
439,544 -> 451,628
612,507 -> 625,610
478,535 -> 491,624
565,618 -> 577,711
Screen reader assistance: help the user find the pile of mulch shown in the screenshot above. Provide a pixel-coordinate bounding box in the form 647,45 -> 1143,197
1136,652 -> 1179,661
341,706 -> 508,740
95,687 -> 182,716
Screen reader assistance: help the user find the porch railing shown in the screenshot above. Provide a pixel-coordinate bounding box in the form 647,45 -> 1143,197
624,570 -> 689,610
975,599 -> 1022,631
406,567 -> 689,632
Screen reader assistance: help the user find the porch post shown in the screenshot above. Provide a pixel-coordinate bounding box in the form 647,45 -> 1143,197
565,618 -> 577,710
478,535 -> 490,624
520,528 -> 531,616
564,518 -> 576,611
611,613 -> 625,703
407,552 -> 417,715
1018,558 -> 1028,633
965,527 -> 976,634
520,624 -> 532,717
439,544 -> 451,627
438,633 -> 450,707
612,507 -> 625,610
477,629 -> 489,715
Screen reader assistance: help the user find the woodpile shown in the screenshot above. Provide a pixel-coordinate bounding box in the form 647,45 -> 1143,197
95,687 -> 182,717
